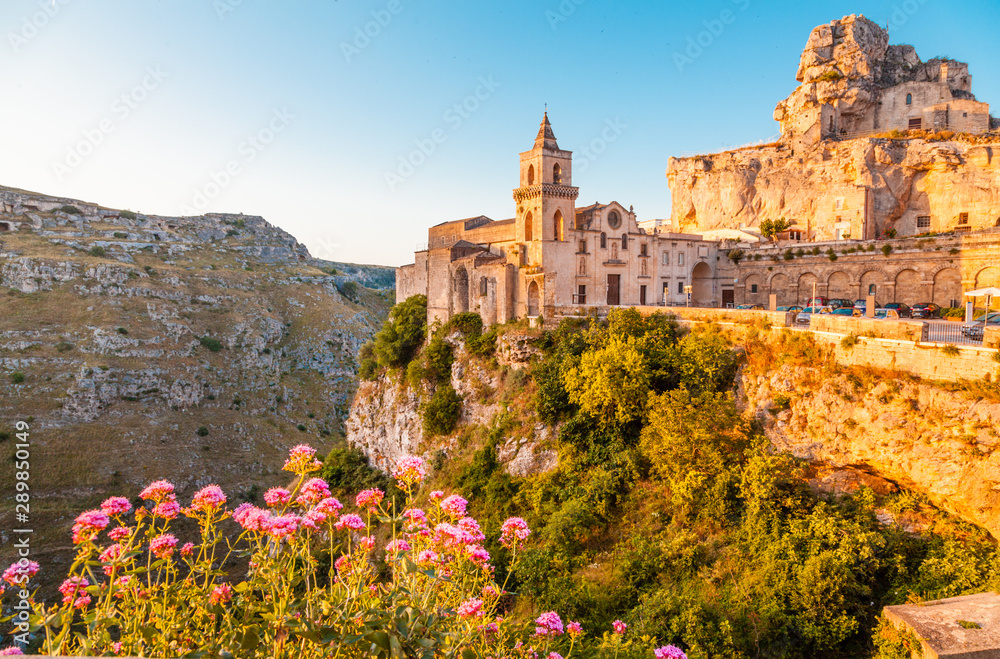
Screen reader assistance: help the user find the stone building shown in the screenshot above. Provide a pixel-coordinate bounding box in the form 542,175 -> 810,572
396,115 -> 721,325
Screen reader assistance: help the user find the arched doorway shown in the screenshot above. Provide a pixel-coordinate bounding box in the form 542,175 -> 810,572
454,267 -> 469,313
527,281 -> 540,317
691,261 -> 713,306
860,270 -> 884,303
769,273 -> 793,306
933,268 -> 961,308
524,211 -> 533,242
744,274 -> 764,306
798,272 -> 818,305
976,266 -> 1000,288
827,271 -> 851,300
554,210 -> 564,241
894,269 -> 921,304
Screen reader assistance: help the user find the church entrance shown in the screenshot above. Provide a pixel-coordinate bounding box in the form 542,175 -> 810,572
606,274 -> 620,305
527,280 -> 540,317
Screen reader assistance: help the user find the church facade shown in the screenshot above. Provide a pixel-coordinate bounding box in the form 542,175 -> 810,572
396,115 -> 722,326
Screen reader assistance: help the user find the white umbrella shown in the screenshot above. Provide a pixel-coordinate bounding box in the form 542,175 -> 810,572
965,288 -> 1000,297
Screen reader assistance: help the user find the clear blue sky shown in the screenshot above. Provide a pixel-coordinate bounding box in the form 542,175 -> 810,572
1,0 -> 997,266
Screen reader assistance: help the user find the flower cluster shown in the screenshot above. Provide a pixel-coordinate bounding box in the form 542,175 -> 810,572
654,646 -> 688,659
500,517 -> 531,550
190,484 -> 227,513
58,576 -> 90,609
1,560 -> 39,588
282,444 -> 322,474
71,509 -> 110,544
534,611 -> 564,637
393,455 -> 426,487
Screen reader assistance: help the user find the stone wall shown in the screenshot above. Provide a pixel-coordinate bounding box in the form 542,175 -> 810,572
810,314 -> 926,341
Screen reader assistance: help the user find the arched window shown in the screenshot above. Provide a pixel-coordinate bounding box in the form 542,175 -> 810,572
906,93 -> 912,105
527,164 -> 535,185
600,232 -> 607,249
621,234 -> 628,250
524,211 -> 533,242
553,163 -> 562,184
554,210 -> 564,241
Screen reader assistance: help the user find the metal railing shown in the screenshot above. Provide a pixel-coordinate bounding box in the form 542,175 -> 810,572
925,320 -> 984,346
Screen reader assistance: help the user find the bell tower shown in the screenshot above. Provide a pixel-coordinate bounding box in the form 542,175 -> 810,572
513,113 -> 579,250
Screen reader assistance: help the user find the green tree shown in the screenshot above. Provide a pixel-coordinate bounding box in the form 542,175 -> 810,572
373,294 -> 427,369
760,217 -> 792,241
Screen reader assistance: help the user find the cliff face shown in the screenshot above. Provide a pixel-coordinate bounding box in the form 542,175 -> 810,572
667,137 -> 1000,239
742,363 -> 1000,539
0,186 -> 393,577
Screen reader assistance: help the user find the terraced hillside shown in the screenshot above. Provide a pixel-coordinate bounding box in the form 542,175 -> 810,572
0,185 -> 392,584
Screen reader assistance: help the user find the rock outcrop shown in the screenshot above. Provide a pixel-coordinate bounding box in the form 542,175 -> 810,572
742,363 -> 1000,540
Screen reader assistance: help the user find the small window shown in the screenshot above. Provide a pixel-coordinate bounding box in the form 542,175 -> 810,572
868,284 -> 877,296
640,243 -> 648,256
963,112 -> 968,118
662,252 -> 669,265
835,198 -> 844,211
751,284 -> 758,293
553,163 -> 562,184
640,285 -> 647,306
678,252 -> 685,266
906,93 -> 912,105
578,239 -> 587,253
917,215 -> 931,229
575,284 -> 586,305
958,212 -> 969,225
480,278 -> 489,296
677,281 -> 684,294
908,118 -> 922,130
607,211 -> 622,229
621,234 -> 628,250
600,232 -> 607,248
527,164 -> 535,185
662,282 -> 669,302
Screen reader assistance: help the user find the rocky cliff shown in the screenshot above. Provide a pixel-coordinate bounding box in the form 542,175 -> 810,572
0,185 -> 393,576
742,362 -> 1000,540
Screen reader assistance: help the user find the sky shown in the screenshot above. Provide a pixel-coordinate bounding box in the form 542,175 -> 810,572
1,0 -> 998,267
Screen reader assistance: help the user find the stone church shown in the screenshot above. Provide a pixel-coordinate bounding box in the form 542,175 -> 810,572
396,114 -> 721,326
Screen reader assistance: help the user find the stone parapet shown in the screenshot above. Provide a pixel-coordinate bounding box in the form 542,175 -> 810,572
883,592 -> 1000,659
810,315 -> 927,341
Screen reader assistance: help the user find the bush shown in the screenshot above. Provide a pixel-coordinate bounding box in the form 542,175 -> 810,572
320,446 -> 393,495
55,342 -> 75,352
10,372 -> 25,384
423,383 -> 463,436
113,232 -> 128,239
117,327 -> 129,335
840,334 -> 859,349
196,426 -> 210,437
198,336 -> 224,353
89,246 -> 106,257
881,244 -> 893,257
120,210 -> 137,220
372,295 -> 427,369
941,344 -> 961,356
59,205 -> 81,214
337,280 -> 359,301
784,248 -> 795,261
827,248 -> 838,262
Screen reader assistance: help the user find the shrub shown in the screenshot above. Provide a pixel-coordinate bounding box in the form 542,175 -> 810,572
811,246 -> 821,255
297,424 -> 307,432
59,205 -> 81,214
89,246 -> 106,257
885,228 -> 897,239
881,244 -> 893,257
815,70 -> 844,82
116,327 -> 129,335
144,265 -> 155,275
198,336 -> 224,353
423,383 -> 463,436
783,248 -> 795,261
337,280 -> 359,301
373,295 -> 427,369
827,248 -> 838,262
941,344 -> 961,356
120,210 -> 137,220
771,393 -> 791,411
10,372 -> 25,384
840,334 -> 859,349
727,249 -> 744,264
196,426 -> 210,437
55,341 -> 75,352
113,232 -> 128,239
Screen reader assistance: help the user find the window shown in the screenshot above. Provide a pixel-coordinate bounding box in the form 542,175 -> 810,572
906,93 -> 912,105
662,252 -> 669,265
480,278 -> 488,296
621,234 -> 628,250
607,211 -> 621,229
835,198 -> 844,211
575,284 -> 586,305
554,209 -> 564,241
600,232 -> 607,249
524,211 -> 533,241
527,164 -> 535,185
868,284 -> 877,296
678,252 -> 685,266
578,239 -> 587,253
751,284 -> 758,293
963,112 -> 968,118
908,118 -> 922,130
553,163 -> 562,184
662,282 -> 669,303
958,212 -> 970,225
640,285 -> 647,306
640,243 -> 647,256
677,281 -> 684,294
917,215 -> 931,229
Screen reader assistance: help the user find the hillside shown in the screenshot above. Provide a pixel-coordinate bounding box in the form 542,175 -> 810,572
0,186 -> 393,586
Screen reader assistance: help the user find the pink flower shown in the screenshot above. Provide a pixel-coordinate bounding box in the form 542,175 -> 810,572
457,598 -> 483,618
233,504 -> 271,531
335,514 -> 365,531
58,576 -> 90,608
181,543 -> 196,558
534,611 -> 564,636
300,510 -> 326,529
567,621 -> 583,637
101,496 -> 132,517
283,444 -> 322,473
403,508 -> 428,528
385,539 -> 411,554
264,487 -> 292,507
416,550 -> 439,565
357,535 -> 376,551
467,545 -> 491,566
458,517 -> 485,543
99,544 -> 125,576
150,534 -> 178,559
500,517 -> 531,550
266,515 -> 300,540
482,585 -> 499,599
548,653 -> 563,659
152,499 -> 180,520
316,497 -> 343,516
654,646 -> 687,659
393,455 -> 426,486
297,478 -> 331,505
2,561 -> 40,587
108,526 -> 131,541
435,522 -> 466,547
612,620 -> 627,634
334,554 -> 352,575
190,485 -> 227,512
72,509 -> 110,544
0,647 -> 25,655
209,583 -> 233,605
139,479 -> 175,502
430,490 -> 444,501
440,494 -> 468,517
111,642 -> 122,655
355,488 -> 384,511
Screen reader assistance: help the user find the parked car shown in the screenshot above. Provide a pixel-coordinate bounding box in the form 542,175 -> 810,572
777,305 -> 803,313
832,307 -> 862,317
961,312 -> 1000,340
910,302 -> 942,319
883,302 -> 912,317
735,304 -> 764,310
828,298 -> 854,310
795,306 -> 833,325
806,296 -> 829,307
873,308 -> 901,320
854,299 -> 882,312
